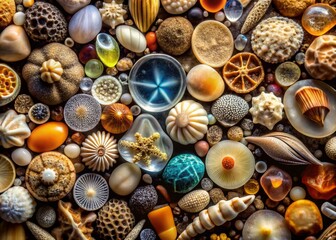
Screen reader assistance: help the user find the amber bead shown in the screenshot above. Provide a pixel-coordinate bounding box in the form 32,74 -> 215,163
148,205 -> 177,240
101,103 -> 133,134
200,0 -> 227,13
260,166 -> 292,201
27,122 -> 68,152
244,179 -> 260,195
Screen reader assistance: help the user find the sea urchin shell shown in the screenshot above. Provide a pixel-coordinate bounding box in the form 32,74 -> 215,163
81,131 -> 119,172
73,173 -> 109,211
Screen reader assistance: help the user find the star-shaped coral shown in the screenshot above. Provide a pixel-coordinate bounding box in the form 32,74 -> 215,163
99,0 -> 127,29
120,132 -> 167,165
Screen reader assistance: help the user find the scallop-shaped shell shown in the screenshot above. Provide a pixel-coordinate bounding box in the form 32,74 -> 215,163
0,186 -> 36,223
295,86 -> 330,126
0,109 -> 31,148
0,154 -> 15,193
73,173 -> 109,211
101,103 -> 133,134
129,0 -> 160,33
178,189 -> 210,213
249,92 -> 284,130
116,25 -> 147,53
166,100 -> 208,145
81,131 -> 119,172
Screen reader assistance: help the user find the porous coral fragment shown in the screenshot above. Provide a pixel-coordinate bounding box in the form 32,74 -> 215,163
120,132 -> 167,166
99,0 -> 126,29
52,201 -> 96,240
249,92 -> 284,130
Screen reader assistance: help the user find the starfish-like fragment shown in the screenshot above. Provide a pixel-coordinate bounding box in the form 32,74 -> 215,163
120,132 -> 167,165
99,0 -> 127,29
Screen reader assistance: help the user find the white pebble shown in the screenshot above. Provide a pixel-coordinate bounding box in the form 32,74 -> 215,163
289,186 -> 306,201
120,93 -> 133,105
13,12 -> 26,26
11,148 -> 32,166
255,161 -> 267,173
215,11 -> 225,22
203,11 -> 209,17
64,143 -> 81,159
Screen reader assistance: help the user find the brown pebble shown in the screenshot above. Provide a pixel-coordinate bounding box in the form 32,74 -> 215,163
234,220 -> 244,231
173,206 -> 181,215
74,163 -> 85,173
156,185 -> 171,202
239,205 -> 256,219
227,191 -> 242,200
253,198 -> 264,210
228,229 -> 236,237
176,222 -> 189,235
28,122 -> 36,130
227,126 -> 244,141
276,204 -> 286,215
265,198 -> 280,208
282,197 -> 291,206
16,167 -> 26,176
106,67 -> 118,76
51,106 -> 63,121
116,57 -> 133,72
207,125 -> 223,146
209,188 -> 226,204
142,174 -> 152,184
71,132 -> 85,145
194,140 -> 209,157
305,236 -> 317,240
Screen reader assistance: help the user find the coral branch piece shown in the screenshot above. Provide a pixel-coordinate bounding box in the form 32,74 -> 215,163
120,132 -> 167,166
246,132 -> 323,165
177,195 -> 255,240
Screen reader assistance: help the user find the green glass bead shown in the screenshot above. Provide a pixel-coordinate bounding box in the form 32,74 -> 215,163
96,33 -> 120,68
85,59 -> 104,78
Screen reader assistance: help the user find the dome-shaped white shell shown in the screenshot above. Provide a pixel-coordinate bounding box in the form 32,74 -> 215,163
0,109 -> 31,148
166,100 -> 208,145
0,186 -> 36,223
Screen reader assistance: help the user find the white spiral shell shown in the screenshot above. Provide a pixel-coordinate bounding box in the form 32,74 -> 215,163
81,131 -> 119,172
177,195 -> 255,240
0,186 -> 36,223
166,100 -> 208,145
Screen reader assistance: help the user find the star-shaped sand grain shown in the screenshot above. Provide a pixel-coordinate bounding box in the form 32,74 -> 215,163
120,132 -> 167,166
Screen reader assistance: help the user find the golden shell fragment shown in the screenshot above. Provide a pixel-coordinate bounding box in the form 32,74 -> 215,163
295,86 -> 330,127
129,0 -> 160,32
81,131 -> 119,172
166,100 -> 208,145
178,189 -> 210,213
40,59 -> 63,84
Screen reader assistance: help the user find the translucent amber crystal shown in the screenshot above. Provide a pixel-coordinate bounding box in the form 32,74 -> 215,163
260,166 -> 292,201
302,4 -> 336,36
200,0 -> 227,13
148,205 -> 177,240
302,162 -> 336,200
244,179 -> 260,195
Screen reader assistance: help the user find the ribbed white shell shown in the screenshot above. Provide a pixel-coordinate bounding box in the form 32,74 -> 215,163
81,131 -> 119,172
166,100 -> 208,145
0,186 -> 36,223
0,110 -> 31,148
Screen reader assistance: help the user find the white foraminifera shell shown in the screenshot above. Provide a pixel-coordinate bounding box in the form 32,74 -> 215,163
116,25 -> 147,53
81,131 -> 119,172
0,109 -> 31,148
0,186 -> 36,223
166,100 -> 208,145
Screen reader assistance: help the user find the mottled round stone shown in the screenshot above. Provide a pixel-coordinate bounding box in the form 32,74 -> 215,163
129,185 -> 158,216
163,154 -> 205,193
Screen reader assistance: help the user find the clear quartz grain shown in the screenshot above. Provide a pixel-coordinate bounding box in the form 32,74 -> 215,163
235,34 -> 248,51
80,77 -> 93,93
224,0 -> 243,22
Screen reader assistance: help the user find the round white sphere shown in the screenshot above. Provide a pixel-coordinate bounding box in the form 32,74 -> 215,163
13,12 -> 26,26
11,148 -> 32,166
120,93 -> 133,105
290,186 -> 306,201
64,143 -> 81,159
215,11 -> 225,22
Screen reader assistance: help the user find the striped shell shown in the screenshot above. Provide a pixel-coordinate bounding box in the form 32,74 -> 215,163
166,100 -> 208,145
81,131 -> 119,172
116,25 -> 147,53
129,0 -> 160,32
178,189 -> 210,213
246,132 -> 322,165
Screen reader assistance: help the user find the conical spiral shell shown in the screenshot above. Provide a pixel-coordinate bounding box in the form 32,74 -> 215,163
166,100 -> 208,145
81,131 -> 119,172
177,195 -> 255,240
129,0 -> 160,33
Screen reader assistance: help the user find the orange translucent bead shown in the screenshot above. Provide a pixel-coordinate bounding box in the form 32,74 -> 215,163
302,162 -> 336,200
101,103 -> 133,134
302,3 -> 336,36
200,0 -> 227,13
260,166 -> 292,201
148,205 -> 177,240
27,122 -> 68,153
244,179 -> 260,195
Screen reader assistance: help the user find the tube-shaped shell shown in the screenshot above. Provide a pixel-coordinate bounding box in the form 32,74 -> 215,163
246,132 -> 322,165
166,100 -> 208,145
0,186 -> 36,223
177,195 -> 255,240
178,189 -> 210,213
